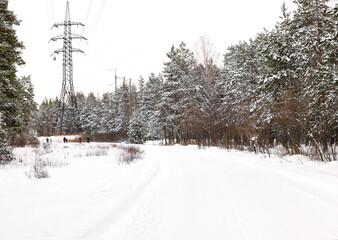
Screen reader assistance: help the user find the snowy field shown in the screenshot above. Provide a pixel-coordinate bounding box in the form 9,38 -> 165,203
1,138 -> 338,240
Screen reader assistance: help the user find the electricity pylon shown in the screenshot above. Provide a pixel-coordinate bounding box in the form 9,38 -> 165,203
50,1 -> 86,134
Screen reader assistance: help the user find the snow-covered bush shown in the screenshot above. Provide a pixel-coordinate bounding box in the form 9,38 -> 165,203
85,145 -> 109,157
115,145 -> 144,164
25,152 -> 49,179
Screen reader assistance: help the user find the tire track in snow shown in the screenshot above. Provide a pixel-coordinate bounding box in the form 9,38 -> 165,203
74,159 -> 161,240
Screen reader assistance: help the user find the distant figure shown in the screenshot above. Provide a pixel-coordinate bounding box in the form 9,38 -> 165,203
87,137 -> 90,143
50,138 -> 52,143
65,138 -> 68,143
63,137 -> 66,143
79,137 -> 82,144
46,138 -> 49,143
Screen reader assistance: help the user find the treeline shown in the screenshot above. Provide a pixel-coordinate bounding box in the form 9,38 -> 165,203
36,84 -> 138,141
37,0 -> 337,161
0,0 -> 37,163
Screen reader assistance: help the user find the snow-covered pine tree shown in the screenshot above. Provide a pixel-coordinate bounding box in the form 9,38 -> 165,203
162,42 -> 197,144
221,39 -> 262,149
74,92 -> 85,133
112,83 -> 138,139
127,76 -> 147,144
100,92 -> 115,135
290,0 -> 337,160
256,4 -> 306,154
36,98 -> 58,136
1,0 -> 36,161
128,108 -> 147,144
79,92 -> 98,135
144,73 -> 165,141
10,76 -> 37,146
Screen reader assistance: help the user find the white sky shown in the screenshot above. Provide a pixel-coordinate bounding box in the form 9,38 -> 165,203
8,0 -> 297,104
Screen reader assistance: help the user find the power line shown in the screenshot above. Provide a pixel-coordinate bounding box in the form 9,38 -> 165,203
51,0 -> 54,23
88,0 -> 107,39
75,0 -> 107,61
84,0 -> 93,26
45,0 -> 51,26
76,0 -> 92,56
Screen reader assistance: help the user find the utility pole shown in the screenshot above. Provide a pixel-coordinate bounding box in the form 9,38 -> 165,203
108,68 -> 121,91
50,1 -> 86,134
115,69 -> 118,91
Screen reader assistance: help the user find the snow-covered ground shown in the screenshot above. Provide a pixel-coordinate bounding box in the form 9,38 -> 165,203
1,139 -> 338,240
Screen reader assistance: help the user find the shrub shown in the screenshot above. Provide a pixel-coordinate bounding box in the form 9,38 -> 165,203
25,153 -> 49,179
0,135 -> 14,164
11,133 -> 40,147
0,145 -> 14,165
85,145 -> 109,157
115,145 -> 144,164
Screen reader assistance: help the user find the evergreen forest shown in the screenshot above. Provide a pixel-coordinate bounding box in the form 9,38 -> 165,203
1,0 -> 337,162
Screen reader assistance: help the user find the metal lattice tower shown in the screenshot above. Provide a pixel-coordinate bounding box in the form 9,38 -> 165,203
50,1 -> 86,134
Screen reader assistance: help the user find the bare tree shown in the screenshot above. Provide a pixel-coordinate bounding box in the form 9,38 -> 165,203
194,35 -> 221,67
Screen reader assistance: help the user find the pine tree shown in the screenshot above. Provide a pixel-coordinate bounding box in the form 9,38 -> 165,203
79,92 -> 98,135
0,0 -> 36,162
144,74 -> 164,140
256,5 -> 306,153
12,75 -> 37,145
100,92 -> 115,134
0,0 -> 24,132
162,42 -> 196,143
128,108 -> 147,144
290,0 -> 337,159
221,39 -> 262,149
36,97 -> 58,136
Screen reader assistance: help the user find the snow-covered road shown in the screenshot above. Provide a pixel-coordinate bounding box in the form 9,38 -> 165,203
96,145 -> 338,240
1,143 -> 338,240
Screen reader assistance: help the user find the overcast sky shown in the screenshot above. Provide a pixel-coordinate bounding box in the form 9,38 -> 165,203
8,0 -> 297,104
